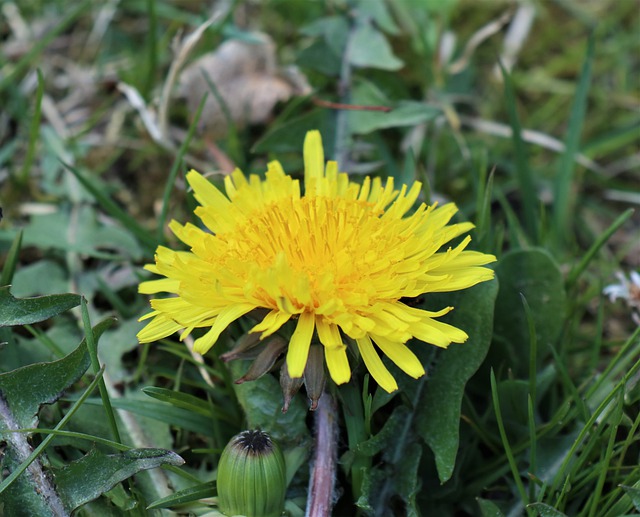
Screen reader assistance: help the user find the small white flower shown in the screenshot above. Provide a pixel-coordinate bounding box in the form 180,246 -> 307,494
604,270 -> 640,325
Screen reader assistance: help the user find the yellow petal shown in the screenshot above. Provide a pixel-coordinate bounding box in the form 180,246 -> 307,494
371,335 -> 425,379
137,315 -> 182,343
192,303 -> 254,354
250,310 -> 291,338
304,130 -> 324,185
316,318 -> 342,348
324,345 -> 351,385
356,336 -> 398,392
286,312 -> 315,377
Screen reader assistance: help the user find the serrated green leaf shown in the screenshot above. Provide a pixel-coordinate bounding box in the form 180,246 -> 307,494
527,502 -> 569,517
0,320 -> 113,514
0,318 -> 114,429
493,249 -> 566,375
0,286 -> 81,327
0,446 -> 55,516
229,360 -> 310,448
54,448 -> 184,513
476,497 -> 506,517
349,22 -> 403,71
356,406 -> 411,457
147,481 -> 215,509
419,280 -> 499,482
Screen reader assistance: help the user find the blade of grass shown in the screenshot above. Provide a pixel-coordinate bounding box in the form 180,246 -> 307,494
200,69 -> 242,165
566,208 -> 634,287
156,93 -> 208,242
80,299 -> 121,443
586,326 -> 640,399
496,189 -> 529,248
500,61 -> 538,242
522,294 -> 538,406
490,369 -> 532,515
527,395 -> 537,503
147,482 -> 216,509
547,345 -> 590,423
24,324 -> 65,358
587,391 -> 623,517
63,162 -> 157,250
553,33 -> 595,244
15,428 -> 130,451
18,70 -> 44,186
549,352 -> 640,500
143,0 -> 158,99
0,230 -> 23,287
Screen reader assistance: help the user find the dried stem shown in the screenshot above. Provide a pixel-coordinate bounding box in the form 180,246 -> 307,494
305,392 -> 338,517
0,394 -> 69,516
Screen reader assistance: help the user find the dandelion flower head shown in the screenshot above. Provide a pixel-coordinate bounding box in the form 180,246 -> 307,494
138,131 -> 496,392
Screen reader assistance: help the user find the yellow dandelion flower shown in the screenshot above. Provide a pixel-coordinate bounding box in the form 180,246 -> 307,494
138,130 -> 496,393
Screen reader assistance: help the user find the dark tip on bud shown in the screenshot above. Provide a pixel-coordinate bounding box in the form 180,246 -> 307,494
233,429 -> 274,456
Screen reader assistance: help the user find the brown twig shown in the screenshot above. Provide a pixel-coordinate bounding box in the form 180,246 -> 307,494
305,392 -> 338,517
312,96 -> 392,113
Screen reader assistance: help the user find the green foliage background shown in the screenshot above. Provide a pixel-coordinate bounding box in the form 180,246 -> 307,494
0,1 -> 638,516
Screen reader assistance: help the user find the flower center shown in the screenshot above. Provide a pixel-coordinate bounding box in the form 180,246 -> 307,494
213,195 -> 409,312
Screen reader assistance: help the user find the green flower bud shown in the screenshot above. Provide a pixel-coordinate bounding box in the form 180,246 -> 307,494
217,430 -> 286,517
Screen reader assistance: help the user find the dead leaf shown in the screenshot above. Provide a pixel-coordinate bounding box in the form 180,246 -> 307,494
178,33 -> 311,138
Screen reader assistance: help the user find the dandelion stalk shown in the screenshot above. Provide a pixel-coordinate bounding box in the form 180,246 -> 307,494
306,392 -> 338,517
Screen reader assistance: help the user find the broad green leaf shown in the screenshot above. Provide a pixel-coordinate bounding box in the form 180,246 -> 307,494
349,22 -> 403,70
349,80 -> 439,135
53,448 -> 184,513
527,502 -> 569,517
23,207 -> 142,260
355,0 -> 400,34
296,38 -> 342,75
477,498 -> 506,517
10,260 -> 68,297
229,360 -> 310,449
0,286 -> 81,327
147,481 -> 215,509
300,16 -> 349,56
419,279 -> 499,482
493,249 -> 566,375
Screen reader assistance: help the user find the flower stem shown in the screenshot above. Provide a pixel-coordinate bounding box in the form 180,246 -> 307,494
306,392 -> 338,517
